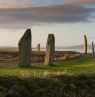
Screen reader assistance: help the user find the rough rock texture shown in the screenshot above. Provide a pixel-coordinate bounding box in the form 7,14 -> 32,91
6,88 -> 20,97
36,44 -> 40,52
84,35 -> 87,54
92,41 -> 94,55
18,29 -> 32,67
44,34 -> 55,65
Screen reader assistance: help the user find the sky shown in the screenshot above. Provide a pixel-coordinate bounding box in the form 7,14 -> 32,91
0,0 -> 95,47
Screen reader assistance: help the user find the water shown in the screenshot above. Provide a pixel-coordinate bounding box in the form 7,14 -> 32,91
55,48 -> 92,53
33,48 -> 93,53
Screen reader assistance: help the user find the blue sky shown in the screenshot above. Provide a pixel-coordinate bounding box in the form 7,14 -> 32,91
0,0 -> 95,47
82,4 -> 95,8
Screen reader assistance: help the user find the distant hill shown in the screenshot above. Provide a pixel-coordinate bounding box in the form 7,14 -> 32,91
56,44 -> 94,49
0,46 -> 18,52
0,44 -> 94,52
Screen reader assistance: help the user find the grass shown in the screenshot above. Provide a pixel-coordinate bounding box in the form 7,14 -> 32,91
0,54 -> 95,97
0,54 -> 95,77
0,74 -> 95,97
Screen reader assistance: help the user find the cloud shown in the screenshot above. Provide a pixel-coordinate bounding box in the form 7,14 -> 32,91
0,0 -> 95,8
0,0 -> 34,8
0,4 -> 95,29
0,0 -> 64,8
0,0 -> 95,29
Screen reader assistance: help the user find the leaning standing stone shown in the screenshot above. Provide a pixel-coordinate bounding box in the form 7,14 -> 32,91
44,34 -> 55,65
92,41 -> 94,55
18,29 -> 32,67
84,35 -> 87,54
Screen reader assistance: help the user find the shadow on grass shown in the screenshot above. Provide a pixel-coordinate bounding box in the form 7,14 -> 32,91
0,74 -> 95,97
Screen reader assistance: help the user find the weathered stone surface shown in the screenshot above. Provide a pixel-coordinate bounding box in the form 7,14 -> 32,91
44,34 -> 55,65
6,88 -> 20,97
84,35 -> 87,54
92,41 -> 94,55
18,29 -> 32,67
36,44 -> 40,52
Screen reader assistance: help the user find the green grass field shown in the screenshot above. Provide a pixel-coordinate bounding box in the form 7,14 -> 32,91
0,54 -> 95,97
0,54 -> 95,77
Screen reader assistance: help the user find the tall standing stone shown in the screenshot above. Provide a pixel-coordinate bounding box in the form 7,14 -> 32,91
44,34 -> 55,65
36,44 -> 40,52
18,29 -> 32,67
84,35 -> 87,54
92,41 -> 94,55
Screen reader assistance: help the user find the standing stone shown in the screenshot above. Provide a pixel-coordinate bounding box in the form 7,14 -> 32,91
18,29 -> 32,67
36,44 -> 40,52
84,35 -> 87,54
44,34 -> 55,65
92,41 -> 94,55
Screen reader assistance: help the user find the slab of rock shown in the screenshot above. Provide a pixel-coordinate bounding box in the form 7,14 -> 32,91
6,88 -> 20,97
44,34 -> 55,65
92,41 -> 94,55
36,44 -> 40,52
18,29 -> 32,67
84,35 -> 87,54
